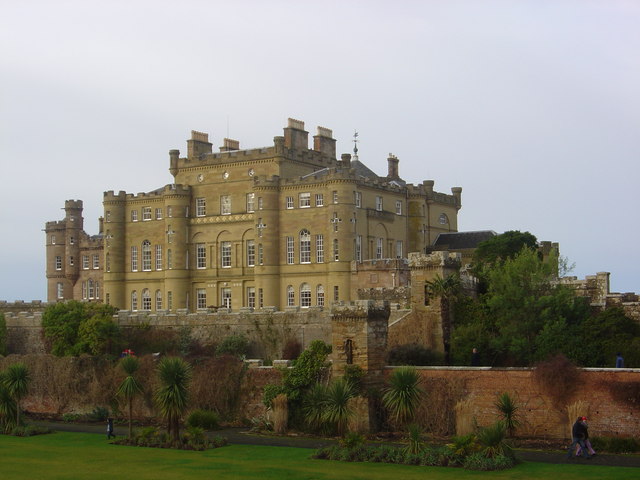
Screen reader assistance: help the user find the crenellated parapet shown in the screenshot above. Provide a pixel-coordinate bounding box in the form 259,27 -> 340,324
408,251 -> 462,269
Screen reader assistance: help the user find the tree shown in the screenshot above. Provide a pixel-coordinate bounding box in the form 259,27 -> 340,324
3,363 -> 30,427
78,316 -> 121,355
382,366 -> 423,427
473,230 -> 538,266
116,355 -> 143,438
425,274 -> 461,364
42,301 -> 118,356
154,357 -> 192,442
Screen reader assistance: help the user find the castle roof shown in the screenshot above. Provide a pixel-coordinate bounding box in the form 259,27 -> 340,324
431,231 -> 497,251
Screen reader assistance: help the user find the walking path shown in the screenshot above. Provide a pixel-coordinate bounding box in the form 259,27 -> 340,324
35,421 -> 640,468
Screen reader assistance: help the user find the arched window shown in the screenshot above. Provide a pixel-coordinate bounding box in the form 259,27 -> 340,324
300,283 -> 311,307
287,285 -> 295,307
142,240 -> 152,271
316,284 -> 325,307
106,253 -> 111,272
88,279 -> 94,299
299,229 -> 311,263
155,290 -> 162,310
131,291 -> 138,311
95,282 -> 100,299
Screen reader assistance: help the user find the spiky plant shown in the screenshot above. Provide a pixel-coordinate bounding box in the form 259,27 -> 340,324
382,366 -> 423,427
476,422 -> 514,459
3,363 -> 30,427
404,423 -> 426,455
154,357 -> 192,442
322,378 -> 355,437
116,355 -> 143,438
303,382 -> 329,433
0,373 -> 17,433
494,392 -> 520,437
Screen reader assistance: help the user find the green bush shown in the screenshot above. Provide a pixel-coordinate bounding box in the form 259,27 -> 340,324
387,343 -> 444,366
215,334 -> 250,357
87,406 -> 110,422
463,452 -> 516,471
591,436 -> 640,453
186,409 -> 220,430
61,413 -> 80,423
10,424 -> 52,437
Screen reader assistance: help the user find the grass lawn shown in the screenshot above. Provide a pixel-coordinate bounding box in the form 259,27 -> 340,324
1,432 -> 638,480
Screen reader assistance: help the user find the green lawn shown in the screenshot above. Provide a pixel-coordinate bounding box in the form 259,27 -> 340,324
1,432 -> 637,480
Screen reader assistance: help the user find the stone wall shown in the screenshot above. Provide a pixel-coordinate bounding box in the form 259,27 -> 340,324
406,367 -> 640,439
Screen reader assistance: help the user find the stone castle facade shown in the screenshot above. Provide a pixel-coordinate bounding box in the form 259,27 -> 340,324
45,118 -> 462,312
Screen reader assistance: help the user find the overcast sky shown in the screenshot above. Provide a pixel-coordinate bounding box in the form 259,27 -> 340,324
1,0 -> 639,301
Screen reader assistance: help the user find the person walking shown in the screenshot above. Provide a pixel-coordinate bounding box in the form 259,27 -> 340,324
576,417 -> 596,457
567,416 -> 591,459
616,353 -> 625,368
107,417 -> 115,440
471,348 -> 480,366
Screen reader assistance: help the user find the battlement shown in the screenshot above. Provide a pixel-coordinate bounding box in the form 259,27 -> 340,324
65,199 -> 83,210
103,184 -> 191,202
408,250 -> 462,268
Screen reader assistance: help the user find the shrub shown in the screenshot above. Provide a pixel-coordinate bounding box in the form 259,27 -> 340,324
476,422 -> 514,459
62,413 -> 80,423
591,436 -> 640,454
10,424 -> 51,437
387,343 -> 444,366
249,414 -> 273,432
340,432 -> 365,450
463,452 -> 515,471
533,354 -> 580,407
87,406 -> 110,422
282,339 -> 302,360
215,335 -> 249,358
494,392 -> 520,437
186,409 -> 220,430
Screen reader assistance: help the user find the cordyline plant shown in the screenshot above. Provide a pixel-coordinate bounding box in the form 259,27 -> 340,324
116,356 -> 143,438
154,357 -> 192,442
3,363 -> 30,428
382,366 -> 423,427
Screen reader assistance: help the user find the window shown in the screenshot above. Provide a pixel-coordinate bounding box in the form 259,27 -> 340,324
131,291 -> 138,311
333,238 -> 339,261
396,240 -> 403,259
316,285 -> 325,307
82,255 -> 89,270
395,200 -> 402,215
142,289 -> 151,310
299,229 -> 311,263
142,240 -> 152,271
286,196 -> 294,209
56,282 -> 64,299
167,206 -> 172,217
196,243 -> 206,269
142,207 -> 152,221
93,254 -> 100,269
354,191 -> 362,208
106,253 -> 111,272
258,288 -> 264,308
221,241 -> 231,267
258,243 -> 263,265
246,193 -> 255,213
155,208 -> 163,220
82,281 -> 87,300
167,249 -> 172,269
69,256 -> 74,266
196,197 -> 206,217
155,290 -> 162,310
131,209 -> 138,222
51,235 -> 56,245
356,235 -> 362,262
376,238 -> 383,259
315,193 -> 324,207
106,293 -> 110,305
167,291 -> 173,310
220,195 -> 231,215
247,240 -> 255,267
333,285 -> 339,302
88,279 -> 95,299
95,281 -> 99,299
300,283 -> 311,307
439,213 -> 449,225
105,211 -> 111,223
286,236 -> 294,264
316,234 -> 324,263
331,212 -> 341,232
221,288 -> 232,308
247,287 -> 256,309
333,191 -> 338,203
299,192 -> 311,208
258,197 -> 263,210
70,236 -> 75,245
131,246 -> 138,271
287,285 -> 295,307
55,256 -> 62,270
376,196 -> 383,211
197,288 -> 207,309
155,245 -> 162,270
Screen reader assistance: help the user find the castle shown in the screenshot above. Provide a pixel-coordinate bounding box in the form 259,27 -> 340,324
45,118 -> 462,312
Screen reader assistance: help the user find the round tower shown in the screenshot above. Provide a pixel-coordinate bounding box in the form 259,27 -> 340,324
103,191 -> 127,308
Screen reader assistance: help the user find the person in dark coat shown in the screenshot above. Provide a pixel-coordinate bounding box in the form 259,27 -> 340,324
471,348 -> 480,366
576,417 -> 596,457
616,353 -> 625,368
567,416 -> 591,459
107,418 -> 115,439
